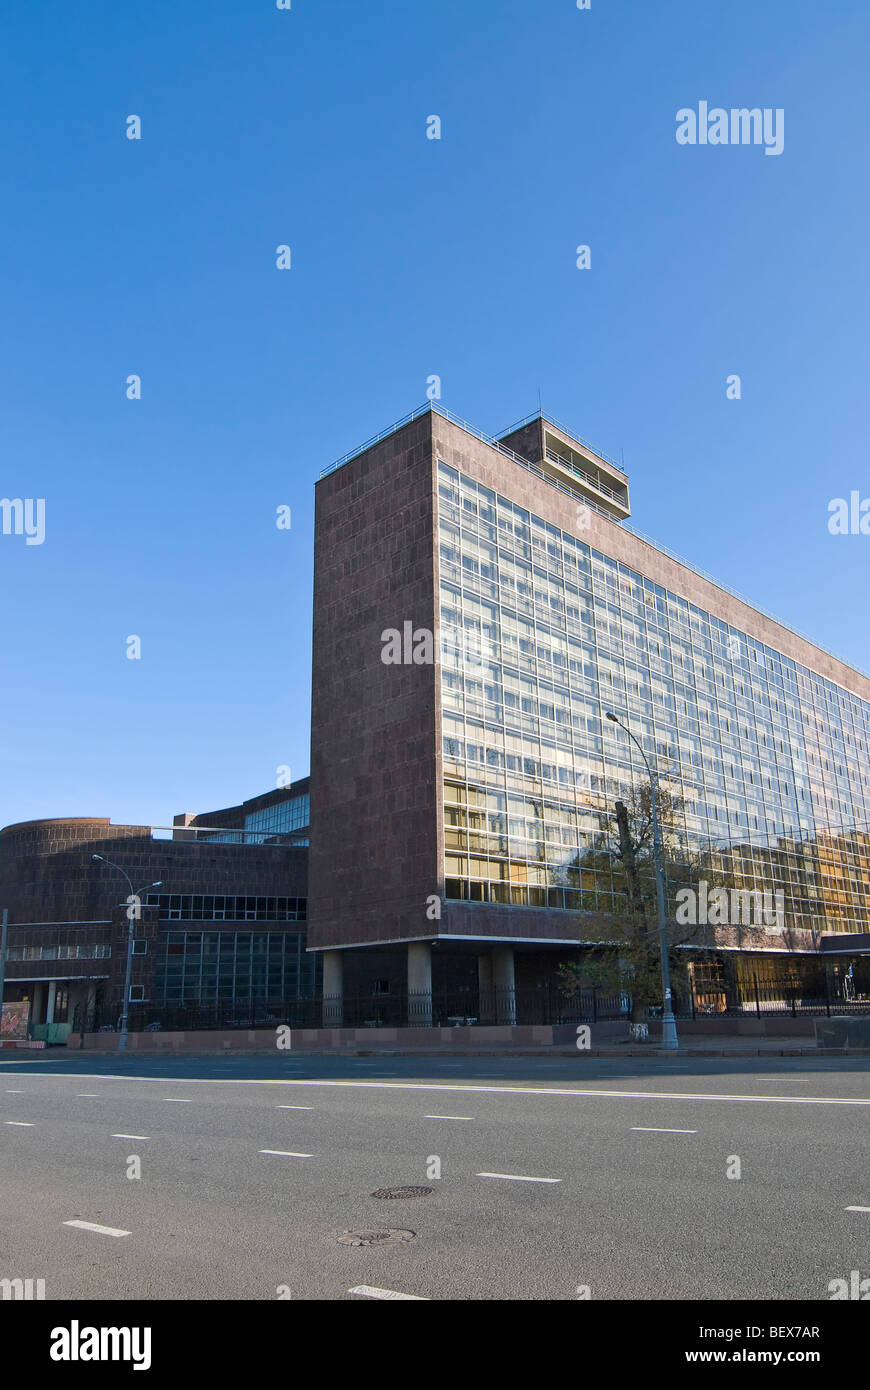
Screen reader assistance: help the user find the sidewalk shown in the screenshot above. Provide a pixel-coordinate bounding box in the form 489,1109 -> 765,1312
61,1034 -> 870,1058
579,1038 -> 870,1057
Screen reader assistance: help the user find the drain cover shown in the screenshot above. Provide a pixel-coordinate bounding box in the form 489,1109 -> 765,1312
337,1229 -> 416,1247
370,1186 -> 433,1200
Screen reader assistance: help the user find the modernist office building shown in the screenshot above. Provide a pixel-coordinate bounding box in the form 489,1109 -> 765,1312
309,404 -> 870,1022
0,779 -> 315,1037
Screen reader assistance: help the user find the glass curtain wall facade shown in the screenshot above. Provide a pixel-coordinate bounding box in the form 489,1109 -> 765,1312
437,461 -> 870,935
245,794 -> 310,839
200,793 -> 311,845
153,929 -> 314,1006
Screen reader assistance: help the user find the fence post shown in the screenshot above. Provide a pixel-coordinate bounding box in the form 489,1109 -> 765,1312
825,969 -> 831,1018
791,985 -> 797,1019
753,973 -> 761,1018
592,984 -> 598,1023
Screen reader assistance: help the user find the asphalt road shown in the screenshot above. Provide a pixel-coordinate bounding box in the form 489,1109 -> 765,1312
1,1052 -> 868,1301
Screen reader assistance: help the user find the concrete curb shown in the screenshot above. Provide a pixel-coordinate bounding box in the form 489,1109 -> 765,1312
58,1044 -> 870,1059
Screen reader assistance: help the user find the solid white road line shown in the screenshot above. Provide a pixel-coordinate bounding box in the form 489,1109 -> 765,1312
111,1134 -> 149,1140
5,1120 -> 34,1126
275,1081 -> 870,1107
7,1074 -> 870,1108
64,1220 -> 131,1238
259,1149 -> 313,1158
477,1171 -> 561,1184
424,1115 -> 473,1121
161,1098 -> 191,1102
349,1285 -> 427,1300
632,1126 -> 698,1134
276,1105 -> 314,1110
845,1206 -> 870,1213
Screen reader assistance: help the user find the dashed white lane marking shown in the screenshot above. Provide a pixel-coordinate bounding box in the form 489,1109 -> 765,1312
6,1089 -> 26,1093
477,1172 -> 562,1184
632,1126 -> 698,1134
5,1121 -> 34,1126
64,1220 -> 131,1238
111,1134 -> 149,1140
845,1206 -> 870,1213
349,1285 -> 427,1301
424,1114 -> 473,1121
76,1094 -> 100,1098
161,1098 -> 191,1103
259,1150 -> 313,1158
276,1105 -> 314,1110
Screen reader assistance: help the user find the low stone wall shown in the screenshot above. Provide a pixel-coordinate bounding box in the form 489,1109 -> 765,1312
78,1029 -> 284,1052
647,1017 -> 815,1038
74,1022 -> 631,1051
70,1015 -> 821,1052
816,1016 -> 870,1049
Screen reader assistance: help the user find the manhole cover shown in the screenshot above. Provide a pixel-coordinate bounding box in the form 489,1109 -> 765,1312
370,1186 -> 433,1200
337,1229 -> 416,1247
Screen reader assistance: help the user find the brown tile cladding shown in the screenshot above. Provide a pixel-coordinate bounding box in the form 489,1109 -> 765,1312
309,414 -> 440,948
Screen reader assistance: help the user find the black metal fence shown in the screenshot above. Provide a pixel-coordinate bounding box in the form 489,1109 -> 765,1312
72,996 -> 324,1036
327,987 -> 632,1029
683,977 -> 870,1020
71,978 -> 870,1035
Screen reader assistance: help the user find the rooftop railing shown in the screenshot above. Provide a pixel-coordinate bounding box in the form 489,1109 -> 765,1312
149,825 -> 308,844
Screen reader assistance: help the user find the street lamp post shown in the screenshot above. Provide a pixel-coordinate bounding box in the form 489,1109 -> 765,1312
605,712 -> 679,1050
92,856 -> 161,1051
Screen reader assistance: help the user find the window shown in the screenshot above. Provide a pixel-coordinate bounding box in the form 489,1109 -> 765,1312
436,461 -> 870,932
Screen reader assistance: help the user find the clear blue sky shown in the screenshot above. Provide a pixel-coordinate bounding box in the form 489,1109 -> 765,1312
1,0 -> 868,830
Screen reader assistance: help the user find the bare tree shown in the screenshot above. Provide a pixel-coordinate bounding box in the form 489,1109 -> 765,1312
558,782 -> 727,1025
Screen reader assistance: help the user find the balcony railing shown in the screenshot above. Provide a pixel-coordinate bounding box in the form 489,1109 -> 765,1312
543,448 -> 627,507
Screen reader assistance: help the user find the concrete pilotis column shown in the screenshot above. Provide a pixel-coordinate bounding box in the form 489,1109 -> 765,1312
492,946 -> 516,1025
477,953 -> 494,1023
46,980 -> 57,1025
407,942 -> 433,1027
322,950 -> 343,1028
